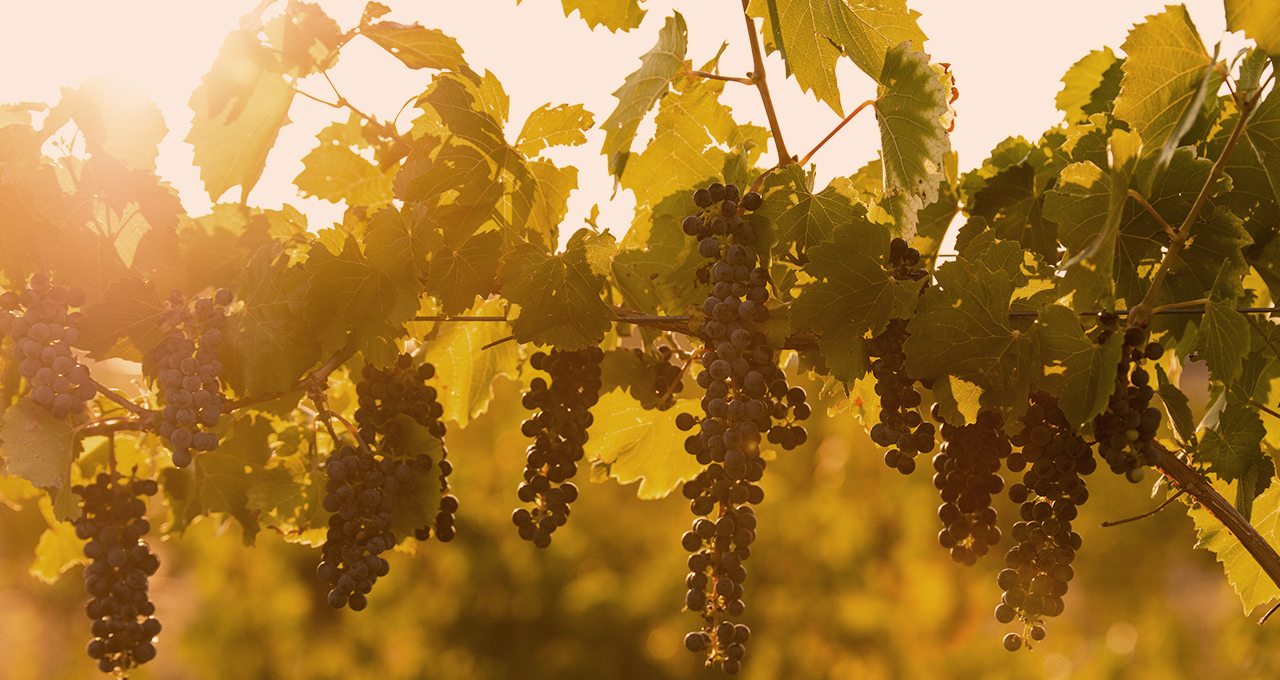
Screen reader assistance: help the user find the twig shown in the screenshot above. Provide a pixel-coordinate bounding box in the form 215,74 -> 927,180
1128,89 -> 1255,325
798,99 -> 876,166
81,418 -> 147,437
689,70 -> 754,85
740,0 -> 790,164
413,315 -> 509,322
1248,398 -> 1280,422
1262,601 -> 1280,624
1101,489 -> 1186,527
1127,189 -> 1178,240
481,335 -> 516,351
1151,298 -> 1210,314
1152,444 -> 1280,609
657,348 -> 701,405
90,379 -> 152,417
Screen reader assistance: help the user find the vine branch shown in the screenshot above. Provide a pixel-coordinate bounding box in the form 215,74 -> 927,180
1152,444 -> 1280,608
741,0 -> 791,165
689,70 -> 754,85
797,98 -> 875,167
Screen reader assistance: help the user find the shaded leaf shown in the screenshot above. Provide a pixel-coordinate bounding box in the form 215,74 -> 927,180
875,43 -> 950,236
500,229 -> 616,350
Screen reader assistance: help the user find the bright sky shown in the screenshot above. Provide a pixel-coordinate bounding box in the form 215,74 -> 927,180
0,1 -> 1243,240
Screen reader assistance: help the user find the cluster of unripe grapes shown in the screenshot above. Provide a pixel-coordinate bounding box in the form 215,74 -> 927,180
933,408 -> 1008,565
676,181 -> 808,675
147,289 -> 232,467
512,347 -> 603,548
0,275 -> 97,418
1092,317 -> 1164,480
355,356 -> 456,542
998,394 -> 1093,650
74,473 -> 162,674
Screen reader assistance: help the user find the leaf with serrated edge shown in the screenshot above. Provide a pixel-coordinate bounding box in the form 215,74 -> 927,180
1198,298 -> 1251,386
1113,6 -> 1212,157
29,495 -> 86,584
500,229 -> 616,350
585,390 -> 704,499
600,13 -> 687,178
1155,364 -> 1198,446
1036,305 -> 1124,425
1056,48 -> 1120,122
876,43 -> 950,236
361,22 -> 466,70
0,400 -> 79,493
516,104 -> 595,157
1199,402 -> 1266,482
421,298 -> 519,427
1190,481 -> 1280,612
1226,0 -> 1280,56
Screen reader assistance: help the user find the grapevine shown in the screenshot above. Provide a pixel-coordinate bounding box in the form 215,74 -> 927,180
0,1 -> 1278,676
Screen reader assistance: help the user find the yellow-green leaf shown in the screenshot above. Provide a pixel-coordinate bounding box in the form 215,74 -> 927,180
30,496 -> 86,584
600,12 -> 687,178
1227,0 -> 1280,56
585,389 -> 703,499
1190,481 -> 1280,613
516,104 -> 595,157
875,43 -> 950,236
421,298 -> 519,427
361,22 -> 466,71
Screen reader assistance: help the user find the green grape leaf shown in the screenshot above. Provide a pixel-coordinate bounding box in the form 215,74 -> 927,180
424,230 -> 502,316
1112,6 -> 1212,161
748,0 -> 926,112
167,413 -> 279,543
1226,0 -> 1280,56
186,31 -> 296,202
755,168 -> 864,257
956,162 -> 1057,261
585,389 -> 703,499
500,229 -> 616,350
295,117 -> 394,207
226,247 -> 320,398
49,80 -> 167,172
600,12 -> 687,178
29,496 -> 86,584
302,236 -> 422,358
791,224 -> 919,381
1199,402 -> 1267,483
77,276 -> 167,361
1190,480 -> 1280,612
361,22 -> 466,71
415,70 -> 508,155
903,240 -> 1040,419
363,203 -> 439,282
1197,298 -> 1251,386
1056,48 -> 1120,122
875,42 -> 950,236
0,400 -> 79,495
378,414 -> 445,537
1036,304 -> 1124,426
421,298 -> 519,427
545,0 -> 646,32
1243,84 -> 1280,208
1155,364 -> 1198,447
516,103 -> 595,157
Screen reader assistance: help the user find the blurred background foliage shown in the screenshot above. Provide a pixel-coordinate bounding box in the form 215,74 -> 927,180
2,372 -> 1278,680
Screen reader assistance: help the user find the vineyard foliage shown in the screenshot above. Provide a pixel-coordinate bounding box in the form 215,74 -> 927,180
1,0 -> 1280,677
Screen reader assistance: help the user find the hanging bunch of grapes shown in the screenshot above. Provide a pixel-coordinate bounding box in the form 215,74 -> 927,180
997,393 -> 1094,650
0,274 -> 97,418
675,181 -> 809,675
355,355 -> 457,542
630,344 -> 686,410
75,472 -> 163,674
867,238 -> 934,474
933,408 -> 1009,565
1092,316 -> 1164,481
512,347 -> 603,548
144,289 -> 233,467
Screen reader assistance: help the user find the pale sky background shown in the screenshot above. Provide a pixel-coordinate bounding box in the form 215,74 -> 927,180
0,1 -> 1245,242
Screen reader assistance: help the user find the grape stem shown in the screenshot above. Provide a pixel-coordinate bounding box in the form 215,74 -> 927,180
740,0 -> 791,165
1128,81 -> 1258,325
1099,489 -> 1185,527
797,98 -> 876,167
689,70 -> 755,85
90,379 -> 153,418
1152,444 -> 1280,611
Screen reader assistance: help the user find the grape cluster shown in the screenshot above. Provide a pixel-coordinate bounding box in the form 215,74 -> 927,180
631,345 -> 685,410
74,472 -> 162,674
148,289 -> 232,468
354,355 -> 456,542
933,408 -> 1008,565
675,181 -> 809,675
0,275 -> 96,417
867,239 -> 934,474
512,347 -> 603,548
317,444 -> 397,611
997,394 -> 1094,650
1092,319 -> 1164,480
